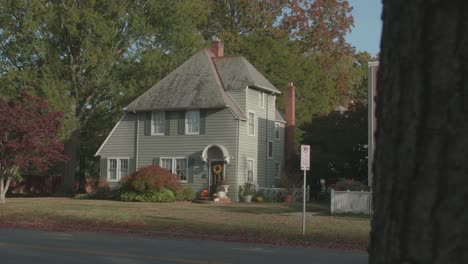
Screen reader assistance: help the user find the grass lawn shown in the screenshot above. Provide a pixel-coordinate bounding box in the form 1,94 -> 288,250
0,198 -> 370,247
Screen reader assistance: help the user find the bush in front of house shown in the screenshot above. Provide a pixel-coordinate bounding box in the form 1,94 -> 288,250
120,188 -> 175,202
120,165 -> 180,193
334,178 -> 367,191
175,187 -> 196,201
119,165 -> 180,203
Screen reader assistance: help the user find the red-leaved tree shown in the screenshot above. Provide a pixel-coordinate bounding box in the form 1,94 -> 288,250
0,91 -> 67,203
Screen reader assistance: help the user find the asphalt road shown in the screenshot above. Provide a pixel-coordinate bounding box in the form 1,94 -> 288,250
0,228 -> 367,264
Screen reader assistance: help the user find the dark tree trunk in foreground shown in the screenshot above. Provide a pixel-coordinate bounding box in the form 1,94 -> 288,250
370,1 -> 468,263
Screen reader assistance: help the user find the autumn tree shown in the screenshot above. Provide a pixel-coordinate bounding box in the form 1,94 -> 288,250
0,91 -> 67,204
370,1 -> 468,263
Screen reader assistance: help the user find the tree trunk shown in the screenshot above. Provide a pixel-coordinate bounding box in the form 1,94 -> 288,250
1,177 -> 12,204
370,1 -> 468,263
61,129 -> 80,195
77,153 -> 86,193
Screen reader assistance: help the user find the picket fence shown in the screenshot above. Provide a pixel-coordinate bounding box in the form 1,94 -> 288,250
330,189 -> 372,214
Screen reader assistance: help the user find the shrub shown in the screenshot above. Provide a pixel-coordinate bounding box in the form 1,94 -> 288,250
120,188 -> 176,203
175,187 -> 196,201
74,193 -> 97,199
95,179 -> 111,198
334,178 -> 367,191
120,165 -> 180,193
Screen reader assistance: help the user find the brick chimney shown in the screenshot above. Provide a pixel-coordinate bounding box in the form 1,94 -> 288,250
211,37 -> 224,57
284,82 -> 296,162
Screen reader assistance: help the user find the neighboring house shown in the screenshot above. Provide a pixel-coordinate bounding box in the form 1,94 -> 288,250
95,39 -> 296,201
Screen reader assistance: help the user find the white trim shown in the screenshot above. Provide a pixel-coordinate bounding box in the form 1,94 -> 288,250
159,157 -> 189,183
268,140 -> 274,159
107,157 -> 130,182
95,114 -> 126,156
258,91 -> 265,109
246,158 -> 256,184
185,110 -> 200,135
151,111 -> 165,136
274,122 -> 281,140
247,110 -> 256,136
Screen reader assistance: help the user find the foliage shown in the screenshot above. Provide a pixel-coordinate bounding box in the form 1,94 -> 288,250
302,102 -> 368,183
243,182 -> 254,196
120,165 -> 180,193
175,187 -> 196,202
74,193 -> 97,200
0,91 -> 67,203
120,188 -> 175,203
334,178 -> 367,191
95,179 -> 111,199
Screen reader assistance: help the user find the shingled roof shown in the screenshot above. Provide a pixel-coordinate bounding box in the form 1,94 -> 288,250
213,56 -> 280,94
124,47 -> 280,119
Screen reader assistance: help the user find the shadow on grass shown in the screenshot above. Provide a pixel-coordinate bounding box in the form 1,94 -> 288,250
208,202 -> 330,215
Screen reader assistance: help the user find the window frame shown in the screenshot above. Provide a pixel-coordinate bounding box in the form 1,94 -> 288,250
268,140 -> 274,159
258,91 -> 265,108
185,110 -> 200,135
151,111 -> 165,136
274,122 -> 281,140
107,157 -> 130,182
160,157 -> 188,183
274,162 -> 281,179
246,158 -> 255,183
247,111 -> 256,136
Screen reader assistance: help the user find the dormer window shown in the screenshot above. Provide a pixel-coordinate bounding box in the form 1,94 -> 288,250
152,111 -> 165,135
185,110 -> 200,135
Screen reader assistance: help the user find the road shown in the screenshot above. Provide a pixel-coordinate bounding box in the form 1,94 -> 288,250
0,228 -> 367,264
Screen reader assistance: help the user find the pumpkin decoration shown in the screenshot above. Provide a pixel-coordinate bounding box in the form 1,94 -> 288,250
200,189 -> 209,198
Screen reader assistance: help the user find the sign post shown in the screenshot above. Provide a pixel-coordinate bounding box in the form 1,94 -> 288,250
300,145 -> 310,236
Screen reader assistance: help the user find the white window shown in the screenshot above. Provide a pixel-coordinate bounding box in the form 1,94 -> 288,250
108,158 -> 129,182
160,158 -> 173,171
275,123 -> 280,139
268,141 -> 273,158
185,110 -> 200,135
274,162 -> 281,179
152,111 -> 165,135
247,159 -> 255,183
175,158 -> 188,183
258,92 -> 265,108
248,111 -> 255,135
160,157 -> 188,183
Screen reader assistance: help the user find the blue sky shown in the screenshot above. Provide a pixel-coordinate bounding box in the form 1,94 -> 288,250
345,0 -> 382,56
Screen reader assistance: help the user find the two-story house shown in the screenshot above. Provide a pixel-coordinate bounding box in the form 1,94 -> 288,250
95,39 -> 296,201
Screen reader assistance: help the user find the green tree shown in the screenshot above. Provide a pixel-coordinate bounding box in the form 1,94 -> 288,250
0,0 -> 210,193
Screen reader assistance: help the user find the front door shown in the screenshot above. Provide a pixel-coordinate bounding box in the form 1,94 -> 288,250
209,160 -> 224,196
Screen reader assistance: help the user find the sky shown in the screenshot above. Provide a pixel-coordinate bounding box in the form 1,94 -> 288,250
345,0 -> 383,56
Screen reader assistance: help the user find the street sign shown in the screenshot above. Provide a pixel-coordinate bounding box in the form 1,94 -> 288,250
301,145 -> 310,171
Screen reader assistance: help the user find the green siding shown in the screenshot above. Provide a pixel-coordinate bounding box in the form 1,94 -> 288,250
137,108 -> 239,199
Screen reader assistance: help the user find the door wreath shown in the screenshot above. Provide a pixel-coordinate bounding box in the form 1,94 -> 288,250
213,164 -> 223,175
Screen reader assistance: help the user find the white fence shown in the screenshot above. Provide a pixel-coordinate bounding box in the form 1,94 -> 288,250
257,186 -> 310,202
330,190 -> 372,214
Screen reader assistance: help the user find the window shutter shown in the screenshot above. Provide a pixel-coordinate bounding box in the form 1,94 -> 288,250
100,158 -> 108,179
152,157 -> 160,166
178,111 -> 185,135
144,112 -> 151,136
199,110 -> 206,135
165,112 -> 170,135
188,157 -> 195,183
